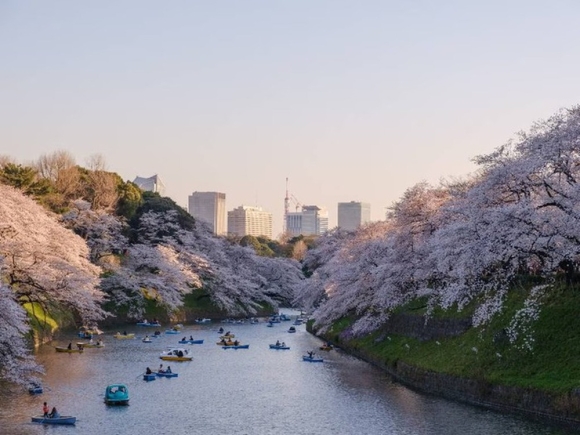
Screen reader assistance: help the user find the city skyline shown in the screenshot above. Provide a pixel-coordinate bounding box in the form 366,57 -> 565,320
3,2 -> 580,237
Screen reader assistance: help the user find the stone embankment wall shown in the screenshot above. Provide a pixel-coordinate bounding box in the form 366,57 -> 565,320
311,314 -> 580,428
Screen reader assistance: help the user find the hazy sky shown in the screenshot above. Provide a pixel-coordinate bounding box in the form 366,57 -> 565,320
2,1 -> 580,237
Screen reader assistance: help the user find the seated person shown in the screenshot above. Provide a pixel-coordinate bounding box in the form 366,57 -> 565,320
182,337 -> 187,341
189,335 -> 194,340
67,342 -> 72,350
275,340 -> 280,346
234,340 -> 239,346
49,407 -> 59,418
177,350 -> 184,357
281,342 -> 286,347
146,367 -> 152,374
166,366 -> 172,373
159,364 -> 165,373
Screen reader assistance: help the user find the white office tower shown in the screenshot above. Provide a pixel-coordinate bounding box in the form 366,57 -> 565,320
337,201 -> 371,231
133,174 -> 166,196
286,205 -> 328,237
228,205 -> 273,239
188,192 -> 227,235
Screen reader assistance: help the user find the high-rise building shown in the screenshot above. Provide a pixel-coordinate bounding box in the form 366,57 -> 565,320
228,205 -> 273,239
133,174 -> 166,196
286,205 -> 328,237
337,201 -> 371,231
188,191 -> 226,235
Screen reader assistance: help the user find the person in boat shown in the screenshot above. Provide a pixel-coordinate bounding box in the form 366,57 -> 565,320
123,330 -> 127,335
76,343 -> 83,350
43,402 -> 49,417
234,340 -> 239,346
144,335 -> 150,341
159,364 -> 165,373
275,340 -> 280,346
166,366 -> 172,373
177,350 -> 184,357
154,330 -> 161,336
67,342 -> 72,350
146,367 -> 152,374
142,318 -> 148,324
189,335 -> 194,341
307,351 -> 314,358
218,327 -> 224,334
281,342 -> 286,347
49,407 -> 59,418
97,339 -> 103,346
182,336 -> 187,341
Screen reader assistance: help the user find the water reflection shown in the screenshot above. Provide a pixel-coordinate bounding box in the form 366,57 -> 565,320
0,311 -> 573,435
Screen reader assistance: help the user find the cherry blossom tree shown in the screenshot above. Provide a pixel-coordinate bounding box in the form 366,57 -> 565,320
0,185 -> 106,323
0,278 -> 43,385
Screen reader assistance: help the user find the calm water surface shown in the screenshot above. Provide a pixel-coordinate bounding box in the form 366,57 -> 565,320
0,311 -> 576,435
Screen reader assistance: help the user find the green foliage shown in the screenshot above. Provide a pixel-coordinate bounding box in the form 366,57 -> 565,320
240,235 -> 275,257
116,181 -> 143,220
0,163 -> 36,189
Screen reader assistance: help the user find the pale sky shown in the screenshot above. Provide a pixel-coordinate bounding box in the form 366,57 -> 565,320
2,1 -> 580,237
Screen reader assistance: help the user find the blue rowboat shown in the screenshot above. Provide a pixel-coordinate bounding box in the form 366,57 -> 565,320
143,373 -> 156,381
302,355 -> 323,362
156,372 -> 178,378
28,383 -> 43,394
222,344 -> 249,349
178,339 -> 204,344
31,415 -> 76,425
269,344 -> 290,350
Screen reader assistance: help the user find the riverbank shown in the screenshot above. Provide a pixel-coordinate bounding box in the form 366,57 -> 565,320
309,283 -> 580,429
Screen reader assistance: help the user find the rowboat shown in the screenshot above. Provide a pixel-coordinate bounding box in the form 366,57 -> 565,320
31,415 -> 76,425
142,338 -> 152,343
302,355 -> 324,362
288,327 -> 296,333
216,341 -> 237,346
28,383 -> 43,394
222,344 -> 249,349
156,371 -> 178,378
159,348 -> 193,361
104,384 -> 129,405
178,339 -> 204,344
269,344 -> 290,350
113,333 -> 135,339
77,342 -> 104,348
55,347 -> 83,353
137,321 -> 161,327
195,318 -> 211,323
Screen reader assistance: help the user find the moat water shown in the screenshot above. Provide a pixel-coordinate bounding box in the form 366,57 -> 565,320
0,311 -> 574,435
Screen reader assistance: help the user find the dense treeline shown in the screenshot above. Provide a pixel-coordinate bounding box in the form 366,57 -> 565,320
0,152 -> 304,385
295,106 -> 580,354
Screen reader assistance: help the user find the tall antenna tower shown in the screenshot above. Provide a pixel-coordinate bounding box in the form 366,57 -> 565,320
283,177 -> 290,234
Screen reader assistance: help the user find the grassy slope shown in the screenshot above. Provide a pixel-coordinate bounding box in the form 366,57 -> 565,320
322,282 -> 580,394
